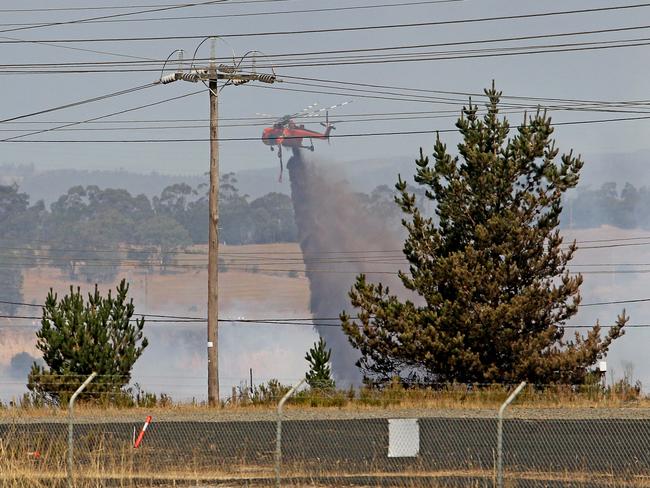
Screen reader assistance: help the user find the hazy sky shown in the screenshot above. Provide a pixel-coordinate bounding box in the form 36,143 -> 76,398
1,0 -> 649,176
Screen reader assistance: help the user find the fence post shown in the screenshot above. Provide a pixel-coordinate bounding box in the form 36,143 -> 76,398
496,381 -> 526,488
67,372 -> 97,488
275,378 -> 305,488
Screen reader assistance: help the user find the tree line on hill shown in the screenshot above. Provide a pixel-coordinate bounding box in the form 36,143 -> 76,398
564,182 -> 650,229
0,173 -> 406,313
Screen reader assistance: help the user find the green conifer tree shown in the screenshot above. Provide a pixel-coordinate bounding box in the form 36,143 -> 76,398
341,83 -> 627,385
27,279 -> 148,405
305,338 -> 335,390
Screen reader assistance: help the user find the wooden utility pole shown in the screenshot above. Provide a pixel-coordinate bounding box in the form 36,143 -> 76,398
207,61 -> 219,406
155,43 -> 278,407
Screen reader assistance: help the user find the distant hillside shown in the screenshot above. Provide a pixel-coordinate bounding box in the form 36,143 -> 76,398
223,155 -> 414,199
2,150 -> 647,204
0,166 -> 206,204
0,157 -> 413,204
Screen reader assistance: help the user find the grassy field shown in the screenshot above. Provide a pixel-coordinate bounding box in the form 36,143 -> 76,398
22,242 -> 310,312
2,242 -> 311,367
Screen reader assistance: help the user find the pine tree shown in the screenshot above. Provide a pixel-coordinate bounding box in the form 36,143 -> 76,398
27,279 -> 148,405
341,83 -> 627,385
305,338 -> 335,390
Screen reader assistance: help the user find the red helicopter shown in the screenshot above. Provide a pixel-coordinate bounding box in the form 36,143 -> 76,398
259,101 -> 351,180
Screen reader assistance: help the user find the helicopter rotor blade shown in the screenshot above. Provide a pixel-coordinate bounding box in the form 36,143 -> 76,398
303,100 -> 352,119
287,102 -> 320,119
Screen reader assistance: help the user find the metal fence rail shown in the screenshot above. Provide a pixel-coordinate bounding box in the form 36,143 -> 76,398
1,387 -> 649,487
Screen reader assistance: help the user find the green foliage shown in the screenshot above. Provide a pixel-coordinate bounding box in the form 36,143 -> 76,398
154,175 -> 298,245
249,192 -> 298,243
0,183 -> 32,239
305,338 -> 335,390
0,183 -> 41,313
27,279 -> 148,406
46,185 -> 191,281
565,181 -> 650,229
249,379 -> 292,404
342,83 -> 628,386
17,383 -> 172,409
0,265 -> 23,315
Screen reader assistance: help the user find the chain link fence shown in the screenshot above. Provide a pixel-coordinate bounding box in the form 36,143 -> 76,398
1,381 -> 649,487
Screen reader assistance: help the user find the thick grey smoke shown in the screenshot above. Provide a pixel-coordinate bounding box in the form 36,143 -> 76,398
287,150 -> 404,385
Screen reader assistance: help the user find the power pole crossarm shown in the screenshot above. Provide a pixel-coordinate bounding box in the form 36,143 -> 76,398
155,51 -> 278,407
154,68 -> 280,85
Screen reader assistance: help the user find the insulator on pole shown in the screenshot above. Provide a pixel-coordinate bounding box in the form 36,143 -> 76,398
218,64 -> 237,73
232,78 -> 250,86
256,73 -> 276,84
180,72 -> 200,82
158,73 -> 179,84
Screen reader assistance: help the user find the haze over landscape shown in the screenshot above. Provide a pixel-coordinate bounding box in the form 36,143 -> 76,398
3,0 -> 650,402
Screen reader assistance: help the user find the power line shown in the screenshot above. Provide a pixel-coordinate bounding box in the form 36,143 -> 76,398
271,79 -> 650,113
5,73 -> 649,121
0,90 -> 204,142
0,0 -> 296,13
567,235 -> 650,244
2,233 -> 646,254
226,35 -> 650,71
0,83 -> 156,124
1,3 -> 648,43
0,0 -> 232,35
1,314 -> 648,329
4,37 -> 650,75
572,263 -> 650,266
246,38 -> 650,69
4,103 -> 650,127
224,24 -> 650,63
6,23 -> 650,72
10,66 -> 648,114
7,105 -> 650,136
0,253 -> 404,265
0,1 -> 465,27
8,76 -> 650,141
7,112 -> 650,143
277,75 -> 650,107
0,236 -> 645,259
581,298 -> 650,307
0,242 -> 402,256
0,33 -> 156,61
6,248 -> 650,270
573,240 -> 650,250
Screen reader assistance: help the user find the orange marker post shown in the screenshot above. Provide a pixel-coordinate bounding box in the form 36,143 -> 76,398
133,416 -> 152,448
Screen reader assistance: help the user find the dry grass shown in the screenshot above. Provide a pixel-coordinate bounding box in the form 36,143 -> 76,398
2,381 -> 649,422
2,449 -> 647,488
0,429 -> 643,488
22,243 -> 309,312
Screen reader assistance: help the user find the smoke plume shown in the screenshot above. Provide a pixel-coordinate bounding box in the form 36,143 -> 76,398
287,150 -> 404,384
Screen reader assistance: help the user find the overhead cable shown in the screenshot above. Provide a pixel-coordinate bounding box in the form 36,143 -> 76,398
0,83 -> 156,124
1,3 -> 648,43
0,1 -> 466,27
